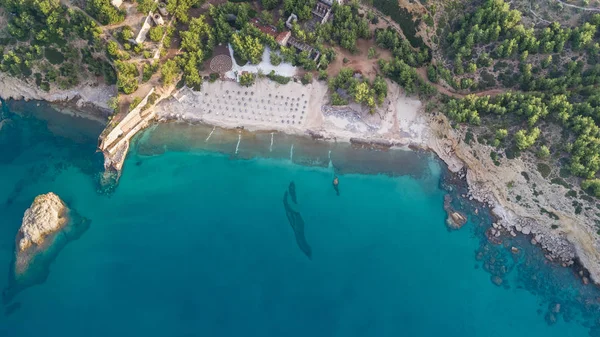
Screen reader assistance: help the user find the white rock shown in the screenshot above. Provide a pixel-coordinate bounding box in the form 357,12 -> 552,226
522,226 -> 531,235
17,193 -> 68,252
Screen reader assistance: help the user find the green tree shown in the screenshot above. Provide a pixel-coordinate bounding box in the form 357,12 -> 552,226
368,47 -> 376,59
149,26 -> 164,42
161,59 -> 179,85
262,0 -> 280,10
537,145 -> 550,158
270,51 -> 282,66
115,61 -> 139,94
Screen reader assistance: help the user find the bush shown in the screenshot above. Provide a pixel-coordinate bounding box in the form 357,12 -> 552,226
582,179 -> 600,198
270,51 -> 282,66
266,70 -> 290,84
301,72 -> 313,85
537,163 -> 551,178
240,72 -> 256,87
149,26 -> 165,42
318,69 -> 328,80
129,97 -> 142,111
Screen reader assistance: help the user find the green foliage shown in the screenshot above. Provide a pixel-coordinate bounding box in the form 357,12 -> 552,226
328,68 -> 387,109
121,26 -> 134,42
301,72 -> 313,85
262,0 -> 280,10
283,0 -> 316,21
372,0 -> 425,48
239,72 -> 256,87
330,92 -> 348,105
515,127 -> 540,150
368,47 -> 377,60
378,58 -> 419,94
45,48 -> 64,64
179,16 -> 215,88
495,128 -> 508,140
582,179 -> 600,198
137,0 -> 158,13
231,32 -> 264,64
537,145 -> 550,158
142,62 -> 159,82
318,69 -> 328,81
167,0 -> 202,23
316,3 -> 370,52
266,70 -> 291,84
270,51 -> 282,66
375,28 -> 430,67
86,0 -> 125,25
161,59 -> 179,85
108,96 -> 119,113
426,65 -> 439,83
149,26 -> 165,42
115,61 -> 139,94
537,163 -> 551,178
129,97 -> 142,111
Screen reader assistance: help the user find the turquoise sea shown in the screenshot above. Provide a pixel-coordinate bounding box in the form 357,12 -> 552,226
1,100 -> 600,336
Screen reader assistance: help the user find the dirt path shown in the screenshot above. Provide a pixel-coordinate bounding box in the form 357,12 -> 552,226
415,67 -> 507,98
554,0 -> 600,11
60,0 -> 125,49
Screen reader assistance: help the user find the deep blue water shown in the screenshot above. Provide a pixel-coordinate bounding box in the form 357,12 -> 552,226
1,101 -> 600,336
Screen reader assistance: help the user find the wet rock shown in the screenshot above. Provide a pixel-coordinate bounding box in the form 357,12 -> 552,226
491,275 -> 503,286
443,195 -> 467,230
545,312 -> 557,325
511,247 -> 520,254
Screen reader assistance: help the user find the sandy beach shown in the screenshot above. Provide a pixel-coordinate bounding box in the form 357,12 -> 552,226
156,78 -> 427,145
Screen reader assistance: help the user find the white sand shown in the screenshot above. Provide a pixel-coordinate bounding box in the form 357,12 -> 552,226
225,45 -> 298,80
157,78 -> 429,146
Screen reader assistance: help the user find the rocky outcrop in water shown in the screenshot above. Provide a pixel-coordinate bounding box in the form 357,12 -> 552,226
3,193 -> 90,303
283,182 -> 312,259
443,194 -> 467,230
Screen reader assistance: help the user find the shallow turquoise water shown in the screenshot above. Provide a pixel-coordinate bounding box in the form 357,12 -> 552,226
1,101 -> 599,336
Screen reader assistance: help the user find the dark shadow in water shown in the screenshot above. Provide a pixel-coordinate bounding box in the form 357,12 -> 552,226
4,302 -> 20,317
2,210 -> 91,304
283,182 -> 312,260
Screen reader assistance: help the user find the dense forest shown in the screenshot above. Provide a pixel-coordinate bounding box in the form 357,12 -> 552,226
441,0 -> 600,196
0,0 -> 115,89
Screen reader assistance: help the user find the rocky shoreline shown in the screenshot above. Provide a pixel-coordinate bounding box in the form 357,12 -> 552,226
427,112 -> 598,286
0,73 -> 116,121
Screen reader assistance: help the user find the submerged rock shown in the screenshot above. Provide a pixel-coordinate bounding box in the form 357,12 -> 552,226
443,195 -> 467,230
3,193 -> 90,303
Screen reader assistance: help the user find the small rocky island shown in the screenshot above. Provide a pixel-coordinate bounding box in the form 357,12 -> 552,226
3,193 -> 90,303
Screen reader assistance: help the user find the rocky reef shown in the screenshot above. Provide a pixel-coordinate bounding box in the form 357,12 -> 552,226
3,193 -> 90,303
